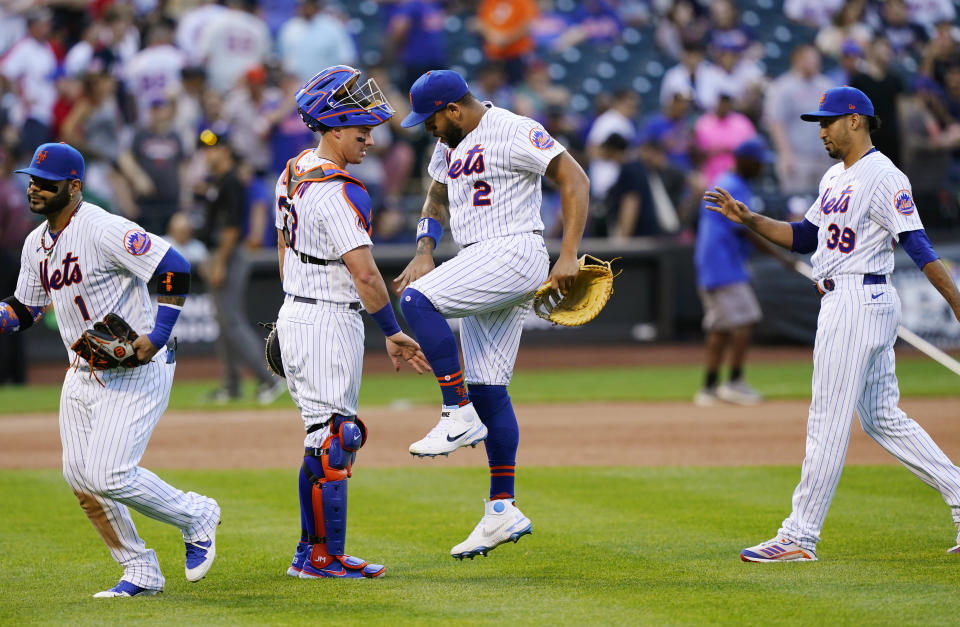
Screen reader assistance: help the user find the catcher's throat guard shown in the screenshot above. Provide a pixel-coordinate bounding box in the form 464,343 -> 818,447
533,255 -> 619,327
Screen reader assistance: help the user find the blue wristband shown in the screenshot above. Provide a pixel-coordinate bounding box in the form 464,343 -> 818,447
370,303 -> 402,337
416,217 -> 443,245
147,303 -> 181,348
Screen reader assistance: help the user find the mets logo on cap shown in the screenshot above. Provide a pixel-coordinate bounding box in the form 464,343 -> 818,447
894,189 -> 915,215
124,229 -> 152,255
529,127 -> 555,150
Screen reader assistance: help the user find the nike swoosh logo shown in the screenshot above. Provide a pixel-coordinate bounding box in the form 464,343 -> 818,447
871,293 -> 883,299
447,430 -> 469,442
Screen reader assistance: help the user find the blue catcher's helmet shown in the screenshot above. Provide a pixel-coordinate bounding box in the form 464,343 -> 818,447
296,65 -> 395,131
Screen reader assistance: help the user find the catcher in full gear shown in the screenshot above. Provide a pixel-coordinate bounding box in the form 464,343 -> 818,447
272,65 -> 429,579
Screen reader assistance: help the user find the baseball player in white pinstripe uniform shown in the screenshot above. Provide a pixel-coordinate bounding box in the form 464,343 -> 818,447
2,143 -> 219,597
395,70 -> 589,559
706,87 -> 960,562
275,66 -> 428,579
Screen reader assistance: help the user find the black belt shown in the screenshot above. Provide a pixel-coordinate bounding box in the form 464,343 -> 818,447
817,274 -> 886,294
293,250 -> 343,265
293,295 -> 361,310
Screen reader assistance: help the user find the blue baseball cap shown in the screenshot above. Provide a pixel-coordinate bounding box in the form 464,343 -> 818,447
733,137 -> 771,162
800,86 -> 874,121
401,70 -> 470,128
14,142 -> 84,180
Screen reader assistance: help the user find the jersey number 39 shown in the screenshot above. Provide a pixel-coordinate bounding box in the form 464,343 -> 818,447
825,223 -> 856,253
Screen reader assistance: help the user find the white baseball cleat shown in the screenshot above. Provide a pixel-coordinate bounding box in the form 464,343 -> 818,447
450,499 -> 532,560
947,523 -> 960,555
740,535 -> 817,562
693,387 -> 721,407
717,380 -> 763,405
185,504 -> 220,582
409,403 -> 488,457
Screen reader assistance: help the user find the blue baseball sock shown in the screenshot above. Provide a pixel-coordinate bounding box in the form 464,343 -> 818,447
468,384 -> 518,500
400,288 -> 468,406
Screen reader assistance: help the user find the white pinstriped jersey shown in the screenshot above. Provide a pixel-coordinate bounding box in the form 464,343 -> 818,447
804,150 -> 924,281
14,202 -> 169,361
274,150 -> 372,304
427,104 -> 566,247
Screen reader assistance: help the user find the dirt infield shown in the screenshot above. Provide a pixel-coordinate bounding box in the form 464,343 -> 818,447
3,398 -> 959,469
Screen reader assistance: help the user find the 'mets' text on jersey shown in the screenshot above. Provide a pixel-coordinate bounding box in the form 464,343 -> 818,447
804,150 -> 924,280
14,202 -> 170,359
427,105 -> 566,247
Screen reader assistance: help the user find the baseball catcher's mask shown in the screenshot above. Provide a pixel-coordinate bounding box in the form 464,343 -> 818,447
533,255 -> 620,327
297,65 -> 395,131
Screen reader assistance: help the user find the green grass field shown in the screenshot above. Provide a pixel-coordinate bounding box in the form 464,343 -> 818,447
2,358 -> 958,624
2,467 -> 959,625
1,356 -> 957,414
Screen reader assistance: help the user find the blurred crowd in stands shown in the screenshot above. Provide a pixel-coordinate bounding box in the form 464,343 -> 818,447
2,0 -> 960,268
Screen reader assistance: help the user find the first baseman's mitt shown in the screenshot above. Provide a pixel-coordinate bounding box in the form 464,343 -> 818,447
262,322 -> 284,378
533,255 -> 619,327
70,313 -> 141,370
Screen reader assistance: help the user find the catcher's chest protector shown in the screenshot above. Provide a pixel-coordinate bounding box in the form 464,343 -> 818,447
283,151 -> 371,238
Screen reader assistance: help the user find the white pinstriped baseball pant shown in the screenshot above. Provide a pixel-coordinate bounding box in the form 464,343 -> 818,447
780,276 -> 960,549
60,351 -> 220,590
276,296 -> 364,441
411,232 -> 549,386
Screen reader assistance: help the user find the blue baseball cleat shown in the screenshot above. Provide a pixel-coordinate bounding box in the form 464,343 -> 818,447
287,542 -> 311,576
93,580 -> 161,598
299,551 -> 385,578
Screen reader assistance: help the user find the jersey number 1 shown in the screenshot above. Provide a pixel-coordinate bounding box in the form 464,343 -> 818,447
74,295 -> 91,321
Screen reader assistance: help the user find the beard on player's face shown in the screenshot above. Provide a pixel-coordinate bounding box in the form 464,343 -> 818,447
427,110 -> 465,149
28,180 -> 73,216
442,125 -> 466,149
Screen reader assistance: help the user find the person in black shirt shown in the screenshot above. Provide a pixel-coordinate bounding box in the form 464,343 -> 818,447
197,126 -> 285,404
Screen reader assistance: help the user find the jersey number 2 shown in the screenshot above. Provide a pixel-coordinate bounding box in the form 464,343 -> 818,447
473,181 -> 491,206
826,223 -> 856,253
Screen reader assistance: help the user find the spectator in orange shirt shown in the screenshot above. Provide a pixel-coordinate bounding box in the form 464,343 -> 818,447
476,0 -> 539,84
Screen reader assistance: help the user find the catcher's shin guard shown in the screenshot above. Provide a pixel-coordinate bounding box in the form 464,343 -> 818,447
298,416 -> 383,578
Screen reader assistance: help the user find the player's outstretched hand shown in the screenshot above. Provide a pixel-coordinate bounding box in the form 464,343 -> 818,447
386,332 -> 431,374
393,255 -> 435,294
133,334 -> 160,364
703,187 -> 752,225
547,254 -> 580,293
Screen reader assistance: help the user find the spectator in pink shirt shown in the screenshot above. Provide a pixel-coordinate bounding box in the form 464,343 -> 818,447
693,93 -> 756,186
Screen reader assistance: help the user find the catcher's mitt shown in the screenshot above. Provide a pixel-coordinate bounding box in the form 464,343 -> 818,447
70,312 -> 141,370
262,322 -> 284,378
533,255 -> 619,327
